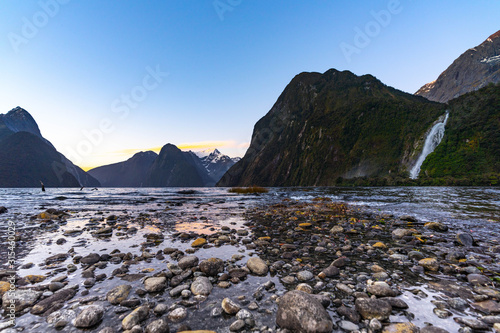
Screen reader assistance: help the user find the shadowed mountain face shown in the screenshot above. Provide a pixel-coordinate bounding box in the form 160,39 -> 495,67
88,151 -> 158,187
0,107 -> 100,188
0,132 -> 80,187
218,69 -> 445,187
145,144 -> 210,187
416,30 -> 500,103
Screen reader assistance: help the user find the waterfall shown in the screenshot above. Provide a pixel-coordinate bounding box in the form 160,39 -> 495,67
410,112 -> 449,179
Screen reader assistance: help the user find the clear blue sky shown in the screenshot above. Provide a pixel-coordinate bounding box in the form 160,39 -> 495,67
0,0 -> 498,169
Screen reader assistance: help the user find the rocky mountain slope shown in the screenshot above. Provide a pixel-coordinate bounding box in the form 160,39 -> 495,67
416,30 -> 500,103
88,151 -> 158,187
218,69 -> 445,187
0,107 -> 100,188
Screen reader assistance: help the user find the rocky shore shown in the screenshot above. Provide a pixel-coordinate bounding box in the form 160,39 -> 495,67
1,196 -> 499,332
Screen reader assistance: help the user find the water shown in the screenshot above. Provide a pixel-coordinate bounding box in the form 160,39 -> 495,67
410,112 -> 449,179
0,186 -> 499,332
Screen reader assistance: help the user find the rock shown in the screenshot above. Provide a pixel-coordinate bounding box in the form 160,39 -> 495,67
168,307 -> 187,322
467,273 -> 491,286
145,318 -> 170,333
2,289 -> 41,312
229,268 -> 248,279
369,318 -> 382,331
367,282 -> 398,297
338,320 -> 359,331
45,253 -> 69,265
372,242 -> 387,249
229,319 -> 245,331
98,328 -> 116,333
471,300 -> 500,314
392,228 -> 416,239
355,298 -> 392,320
382,322 -> 418,333
144,277 -> 167,293
455,317 -> 490,330
246,257 -> 268,275
418,258 -> 440,271
330,226 -> 344,234
281,276 -> 295,284
331,257 -> 349,267
420,326 -> 450,333
31,287 -> 77,315
337,305 -> 360,323
191,277 -> 213,296
178,255 -> 199,270
424,222 -> 448,232
447,297 -> 468,310
222,298 -> 241,315
456,232 -> 474,247
296,283 -> 313,293
494,323 -> 500,333
154,303 -> 169,315
382,297 -> 408,309
0,206 -> 7,214
297,270 -> 314,281
170,284 -> 190,297
276,291 -> 333,332
49,282 -> 65,292
73,305 -> 104,328
122,305 -> 149,330
107,284 -> 131,304
191,238 -> 207,247
23,274 -> 46,284
80,253 -> 101,265
0,281 -> 10,297
320,265 -> 339,278
336,283 -> 354,295
408,251 -> 425,261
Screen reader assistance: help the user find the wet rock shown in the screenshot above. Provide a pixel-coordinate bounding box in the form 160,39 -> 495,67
420,326 -> 450,333
199,258 -> 224,276
122,305 -> 149,330
276,291 -> 333,333
369,318 -> 382,331
144,277 -> 167,293
337,305 -> 360,323
447,297 -> 468,311
168,307 -> 187,322
296,283 -> 313,294
222,298 -> 241,315
336,283 -> 354,295
178,255 -> 199,270
330,226 -> 344,234
153,303 -> 169,315
455,317 -> 490,330
338,320 -> 359,331
246,257 -> 268,275
49,282 -> 65,292
229,268 -> 248,279
31,286 -> 77,315
474,287 -> 500,298
73,305 -> 104,328
382,297 -> 408,309
171,270 -> 192,287
382,322 -> 418,332
467,273 -> 491,287
355,298 -> 392,320
191,277 -> 213,296
331,257 -> 349,267
372,242 -> 387,249
170,284 -> 190,297
456,232 -> 475,247
433,308 -> 451,318
400,215 -> 418,222
80,253 -> 101,265
145,318 -> 170,333
191,238 -> 207,247
445,250 -> 466,262
367,282 -> 398,297
45,253 -> 69,265
424,222 -> 448,232
98,328 -> 116,333
121,298 -> 141,308
471,300 -> 500,314
297,270 -> 314,281
107,284 -> 132,304
418,258 -> 440,271
229,319 -> 245,331
482,315 -> 500,324
0,206 -> 7,214
408,251 -> 425,261
392,228 -> 416,239
47,309 -> 76,328
2,289 -> 41,312
319,265 -> 339,278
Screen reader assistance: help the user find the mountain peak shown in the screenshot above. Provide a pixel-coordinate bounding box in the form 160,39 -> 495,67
487,30 -> 500,41
0,106 -> 43,139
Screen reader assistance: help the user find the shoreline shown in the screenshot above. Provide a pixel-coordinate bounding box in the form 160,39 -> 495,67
0,192 -> 499,332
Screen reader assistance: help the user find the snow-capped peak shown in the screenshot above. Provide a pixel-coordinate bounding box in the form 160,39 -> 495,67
191,148 -> 218,159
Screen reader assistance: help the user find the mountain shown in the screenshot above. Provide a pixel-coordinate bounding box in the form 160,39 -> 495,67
416,30 -> 500,103
418,83 -> 500,183
191,149 -> 240,183
145,144 -> 213,187
217,69 -> 445,187
0,107 -> 100,188
0,132 -> 81,187
88,151 -> 158,187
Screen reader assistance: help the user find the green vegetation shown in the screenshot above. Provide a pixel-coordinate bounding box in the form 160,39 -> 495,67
419,83 -> 500,183
228,186 -> 269,194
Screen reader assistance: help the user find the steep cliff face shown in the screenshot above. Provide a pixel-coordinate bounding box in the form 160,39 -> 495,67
218,69 -> 444,187
416,30 -> 500,103
88,151 -> 158,187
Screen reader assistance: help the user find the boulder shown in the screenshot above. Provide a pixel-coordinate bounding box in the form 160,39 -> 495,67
2,289 -> 41,312
73,305 -> 104,328
355,298 -> 392,320
178,256 -> 199,270
190,277 -> 212,296
122,305 -> 149,330
276,291 -> 333,333
199,258 -> 224,276
144,277 -> 167,293
107,284 -> 131,304
246,257 -> 268,275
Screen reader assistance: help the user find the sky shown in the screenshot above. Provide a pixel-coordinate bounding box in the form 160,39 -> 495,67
0,0 -> 499,170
